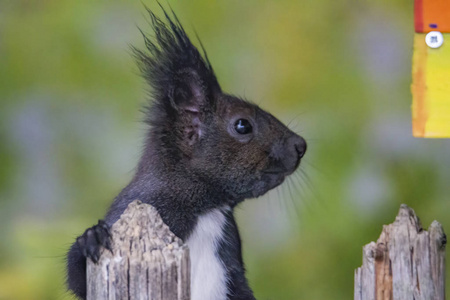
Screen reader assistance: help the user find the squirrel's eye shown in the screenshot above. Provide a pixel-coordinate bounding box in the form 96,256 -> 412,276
234,119 -> 253,134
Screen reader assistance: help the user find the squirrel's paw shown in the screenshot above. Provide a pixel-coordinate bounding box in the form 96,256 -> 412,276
76,220 -> 112,263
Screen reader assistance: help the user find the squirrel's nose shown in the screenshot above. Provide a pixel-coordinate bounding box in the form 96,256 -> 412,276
288,135 -> 307,159
295,137 -> 307,158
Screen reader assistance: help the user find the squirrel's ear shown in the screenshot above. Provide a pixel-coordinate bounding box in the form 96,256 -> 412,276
132,6 -> 221,132
170,71 -> 212,146
169,69 -> 213,114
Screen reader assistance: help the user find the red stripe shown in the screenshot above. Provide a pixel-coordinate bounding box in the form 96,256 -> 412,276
414,0 -> 424,33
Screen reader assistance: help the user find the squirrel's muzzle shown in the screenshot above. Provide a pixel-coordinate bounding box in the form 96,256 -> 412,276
265,133 -> 306,176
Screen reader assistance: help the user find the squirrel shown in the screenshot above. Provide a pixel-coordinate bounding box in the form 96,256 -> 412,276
66,5 -> 307,300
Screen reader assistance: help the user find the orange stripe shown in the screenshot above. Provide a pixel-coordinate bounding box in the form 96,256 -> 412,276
421,0 -> 450,33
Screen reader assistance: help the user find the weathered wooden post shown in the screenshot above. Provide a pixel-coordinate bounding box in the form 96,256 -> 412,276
86,200 -> 190,300
355,204 -> 446,300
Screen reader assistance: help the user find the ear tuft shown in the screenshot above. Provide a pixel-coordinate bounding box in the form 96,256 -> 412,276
132,5 -> 221,123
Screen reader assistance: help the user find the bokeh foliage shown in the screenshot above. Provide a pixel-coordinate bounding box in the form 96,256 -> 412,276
1,1 -> 449,299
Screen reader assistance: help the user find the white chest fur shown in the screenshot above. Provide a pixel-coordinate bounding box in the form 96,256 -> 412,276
186,208 -> 228,300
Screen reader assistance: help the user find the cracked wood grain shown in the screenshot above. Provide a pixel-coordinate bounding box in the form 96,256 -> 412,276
355,204 -> 446,300
87,200 -> 190,300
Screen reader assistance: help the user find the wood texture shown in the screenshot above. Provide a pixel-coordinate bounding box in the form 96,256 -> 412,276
355,204 -> 446,300
87,200 -> 190,300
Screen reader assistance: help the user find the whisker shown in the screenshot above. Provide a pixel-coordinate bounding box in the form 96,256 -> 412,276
268,185 -> 282,216
292,171 -> 312,213
298,168 -> 324,210
291,171 -> 306,199
287,177 -> 301,218
277,185 -> 286,212
286,111 -> 307,127
299,168 -> 316,194
276,186 -> 289,217
280,179 -> 292,217
302,159 -> 327,178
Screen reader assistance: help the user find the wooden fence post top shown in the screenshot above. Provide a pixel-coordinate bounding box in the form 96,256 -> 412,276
110,200 -> 184,252
394,204 -> 421,228
87,200 -> 190,300
355,204 -> 446,300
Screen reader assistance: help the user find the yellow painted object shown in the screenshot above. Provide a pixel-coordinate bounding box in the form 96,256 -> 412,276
412,33 -> 450,137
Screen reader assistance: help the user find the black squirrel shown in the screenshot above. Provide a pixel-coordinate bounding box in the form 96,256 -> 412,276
66,6 -> 306,300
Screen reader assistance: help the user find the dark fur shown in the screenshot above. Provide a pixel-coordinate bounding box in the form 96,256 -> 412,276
67,5 -> 306,300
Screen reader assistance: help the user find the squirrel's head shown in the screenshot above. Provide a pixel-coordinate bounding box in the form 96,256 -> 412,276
134,7 -> 306,202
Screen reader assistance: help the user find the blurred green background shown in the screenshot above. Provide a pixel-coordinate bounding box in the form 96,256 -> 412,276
1,1 -> 449,299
